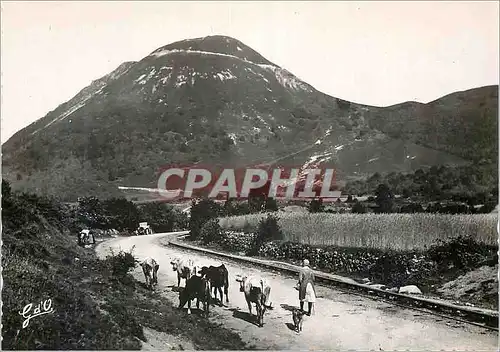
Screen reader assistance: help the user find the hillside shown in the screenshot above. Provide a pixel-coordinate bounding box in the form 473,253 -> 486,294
363,85 -> 498,163
2,35 -> 497,201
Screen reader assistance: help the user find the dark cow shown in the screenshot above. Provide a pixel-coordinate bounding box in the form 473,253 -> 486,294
236,275 -> 272,327
178,275 -> 210,317
199,264 -> 229,306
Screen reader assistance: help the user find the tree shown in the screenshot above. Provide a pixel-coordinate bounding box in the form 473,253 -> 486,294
139,202 -> 177,232
374,184 -> 394,213
102,198 -> 140,231
77,196 -> 109,229
189,199 -> 223,240
402,188 -> 412,199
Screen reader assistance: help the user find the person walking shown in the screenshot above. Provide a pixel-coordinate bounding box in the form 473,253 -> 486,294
297,259 -> 316,316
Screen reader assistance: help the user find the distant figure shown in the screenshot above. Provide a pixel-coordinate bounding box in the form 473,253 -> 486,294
297,259 -> 316,316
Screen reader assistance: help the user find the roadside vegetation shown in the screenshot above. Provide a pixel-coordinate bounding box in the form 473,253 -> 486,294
1,180 -> 247,350
183,186 -> 498,310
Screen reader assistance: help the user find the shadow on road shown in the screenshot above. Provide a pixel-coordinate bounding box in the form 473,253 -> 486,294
285,322 -> 297,332
178,307 -> 207,316
280,304 -> 298,312
209,298 -> 226,307
229,308 -> 259,326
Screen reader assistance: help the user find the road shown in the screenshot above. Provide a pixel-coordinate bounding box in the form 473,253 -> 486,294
96,232 -> 498,351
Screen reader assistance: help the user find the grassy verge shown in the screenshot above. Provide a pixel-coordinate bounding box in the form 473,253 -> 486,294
219,213 -> 497,251
2,188 -> 248,350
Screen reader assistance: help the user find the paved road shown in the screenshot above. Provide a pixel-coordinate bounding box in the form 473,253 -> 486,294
96,232 -> 498,351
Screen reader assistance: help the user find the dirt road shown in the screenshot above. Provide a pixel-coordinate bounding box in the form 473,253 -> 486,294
96,232 -> 498,351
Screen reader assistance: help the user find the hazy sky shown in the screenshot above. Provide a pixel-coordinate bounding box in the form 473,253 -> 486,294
1,1 -> 498,142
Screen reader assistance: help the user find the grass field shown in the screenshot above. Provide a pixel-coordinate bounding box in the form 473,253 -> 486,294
218,213 -> 498,251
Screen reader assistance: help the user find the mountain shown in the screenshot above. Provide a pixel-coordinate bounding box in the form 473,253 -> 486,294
2,35 -> 497,201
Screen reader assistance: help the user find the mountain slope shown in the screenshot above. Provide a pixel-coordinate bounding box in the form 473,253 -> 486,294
2,35 -> 497,201
363,85 -> 498,163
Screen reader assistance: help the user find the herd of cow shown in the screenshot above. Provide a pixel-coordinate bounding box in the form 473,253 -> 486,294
140,256 -> 273,327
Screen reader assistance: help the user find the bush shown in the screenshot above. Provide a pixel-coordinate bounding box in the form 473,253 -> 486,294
248,214 -> 283,256
351,201 -> 367,214
102,247 -> 137,281
427,235 -> 496,271
308,198 -> 324,213
199,219 -> 223,245
223,199 -> 251,216
367,251 -> 436,287
219,231 -> 256,253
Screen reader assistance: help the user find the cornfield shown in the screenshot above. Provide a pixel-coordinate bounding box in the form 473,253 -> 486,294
218,213 -> 498,251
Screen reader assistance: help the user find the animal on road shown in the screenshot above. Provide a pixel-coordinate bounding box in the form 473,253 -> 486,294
200,264 -> 229,306
236,275 -> 273,327
292,308 -> 305,333
178,275 -> 211,317
140,257 -> 159,290
170,258 -> 197,287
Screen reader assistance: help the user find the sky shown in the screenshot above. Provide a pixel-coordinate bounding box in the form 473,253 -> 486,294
1,1 -> 499,142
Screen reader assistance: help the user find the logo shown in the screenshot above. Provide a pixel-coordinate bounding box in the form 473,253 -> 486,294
156,164 -> 341,202
19,298 -> 54,329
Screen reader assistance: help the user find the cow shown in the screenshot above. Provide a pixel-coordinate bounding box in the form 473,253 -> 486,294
199,264 -> 229,306
178,275 -> 211,317
235,275 -> 273,327
140,257 -> 159,290
170,258 -> 197,287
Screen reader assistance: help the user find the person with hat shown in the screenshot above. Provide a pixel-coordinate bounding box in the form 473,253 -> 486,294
297,258 -> 316,316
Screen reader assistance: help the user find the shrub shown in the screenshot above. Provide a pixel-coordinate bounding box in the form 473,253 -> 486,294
367,251 -> 436,287
199,218 -> 223,245
308,198 -> 324,213
102,247 -> 137,281
219,231 -> 256,253
223,199 -> 251,216
351,201 -> 367,214
427,235 -> 496,271
248,214 -> 283,255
